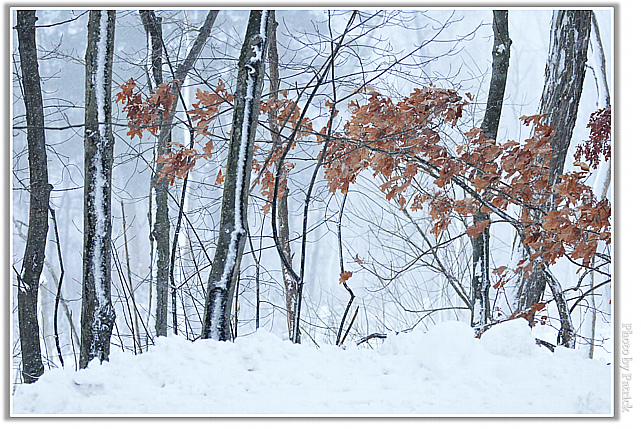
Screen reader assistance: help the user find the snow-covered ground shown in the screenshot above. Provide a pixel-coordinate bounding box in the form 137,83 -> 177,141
11,319 -> 611,416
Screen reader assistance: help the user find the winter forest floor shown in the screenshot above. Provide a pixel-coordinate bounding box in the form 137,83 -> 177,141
11,319 -> 611,416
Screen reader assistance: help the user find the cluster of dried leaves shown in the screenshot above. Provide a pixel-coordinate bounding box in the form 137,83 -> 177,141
323,85 -> 469,199
117,78 -> 216,185
116,78 -> 178,139
117,79 -> 313,195
574,106 -> 611,169
322,88 -> 610,284
117,78 -> 610,288
254,90 -> 315,214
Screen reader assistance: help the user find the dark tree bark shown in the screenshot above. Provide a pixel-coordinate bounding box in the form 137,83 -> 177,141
139,11 -> 163,86
140,10 -> 218,337
140,9 -> 169,338
479,11 -> 511,142
543,266 -> 576,348
516,11 -> 592,319
202,10 -> 273,341
16,10 -> 51,384
470,10 -> 511,331
541,11 -> 592,190
514,11 -> 591,348
79,10 -> 117,369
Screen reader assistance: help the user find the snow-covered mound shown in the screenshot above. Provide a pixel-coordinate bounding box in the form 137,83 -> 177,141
12,320 -> 611,415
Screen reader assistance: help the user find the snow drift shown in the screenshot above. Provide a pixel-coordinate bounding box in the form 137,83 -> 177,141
12,319 -> 611,415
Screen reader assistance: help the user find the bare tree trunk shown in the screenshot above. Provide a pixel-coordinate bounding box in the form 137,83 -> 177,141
140,11 -> 163,87
265,13 -> 297,338
16,10 -> 50,383
542,11 -> 592,190
202,10 -> 272,341
588,13 -> 610,359
591,13 -> 610,108
139,10 -> 161,342
515,11 -> 591,349
140,10 -> 169,338
140,10 -> 218,336
543,266 -> 575,348
470,10 -> 511,331
79,10 -> 116,368
516,11 -> 591,316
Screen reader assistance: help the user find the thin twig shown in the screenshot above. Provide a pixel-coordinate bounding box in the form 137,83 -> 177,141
357,332 -> 387,346
339,306 -> 359,346
121,201 -> 142,354
336,191 -> 356,345
49,207 -> 65,367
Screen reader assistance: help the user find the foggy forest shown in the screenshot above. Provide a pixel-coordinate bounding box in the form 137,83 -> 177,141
11,8 -> 612,415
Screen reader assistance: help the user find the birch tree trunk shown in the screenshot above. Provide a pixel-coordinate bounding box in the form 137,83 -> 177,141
202,10 -> 272,341
470,10 -> 511,331
79,10 -> 117,368
16,10 -> 50,383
